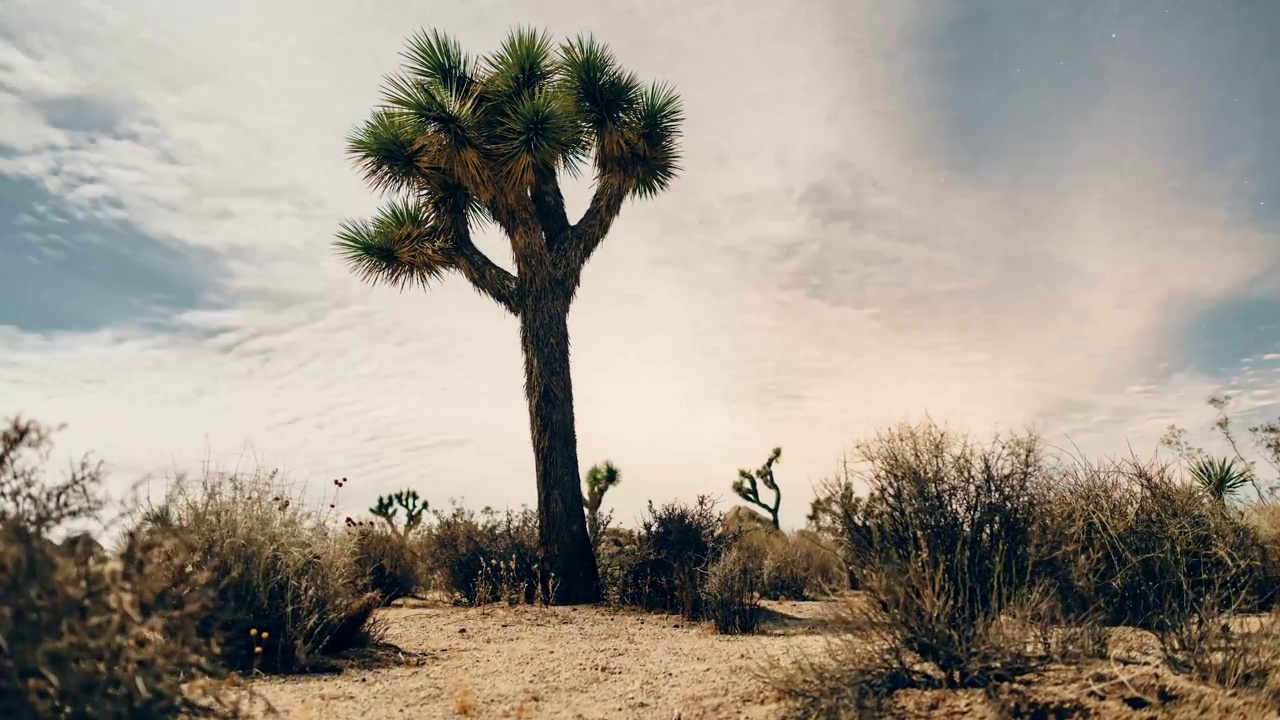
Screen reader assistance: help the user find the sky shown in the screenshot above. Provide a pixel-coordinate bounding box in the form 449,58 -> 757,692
1,0 -> 1278,529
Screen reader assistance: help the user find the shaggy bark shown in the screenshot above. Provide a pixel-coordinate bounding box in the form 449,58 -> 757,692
519,290 -> 600,604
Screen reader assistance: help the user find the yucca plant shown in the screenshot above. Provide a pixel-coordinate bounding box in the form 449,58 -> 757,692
336,28 -> 683,603
1190,456 -> 1253,505
583,460 -> 621,546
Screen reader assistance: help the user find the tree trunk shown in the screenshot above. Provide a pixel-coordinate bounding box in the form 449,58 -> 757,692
519,292 -> 600,604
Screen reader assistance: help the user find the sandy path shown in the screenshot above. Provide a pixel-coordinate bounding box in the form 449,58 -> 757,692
245,601 -> 833,720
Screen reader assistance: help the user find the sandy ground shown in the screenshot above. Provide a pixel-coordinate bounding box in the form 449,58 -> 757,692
240,601 -> 1280,720
243,601 -> 833,720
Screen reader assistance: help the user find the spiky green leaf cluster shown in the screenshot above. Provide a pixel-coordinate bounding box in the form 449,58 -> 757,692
1189,456 -> 1253,504
583,460 -> 621,514
337,27 -> 683,294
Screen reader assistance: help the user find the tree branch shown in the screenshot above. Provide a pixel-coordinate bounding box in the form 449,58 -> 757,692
482,193 -> 553,284
559,181 -> 628,286
533,165 -> 571,254
449,227 -> 519,315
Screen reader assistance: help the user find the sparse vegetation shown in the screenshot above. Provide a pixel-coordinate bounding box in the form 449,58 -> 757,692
702,545 -> 764,634
9,399 -> 1280,718
0,416 -> 240,719
784,415 -> 1280,717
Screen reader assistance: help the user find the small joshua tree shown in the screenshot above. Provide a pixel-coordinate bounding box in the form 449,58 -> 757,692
733,447 -> 783,530
370,489 -> 428,536
583,461 -> 621,544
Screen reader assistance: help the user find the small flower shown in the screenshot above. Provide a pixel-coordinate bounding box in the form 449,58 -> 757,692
250,628 -> 258,637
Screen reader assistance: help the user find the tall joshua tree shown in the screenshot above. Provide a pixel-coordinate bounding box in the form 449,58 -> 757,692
336,28 -> 683,604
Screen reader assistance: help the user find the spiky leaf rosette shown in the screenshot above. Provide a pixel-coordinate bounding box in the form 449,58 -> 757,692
337,27 -> 684,306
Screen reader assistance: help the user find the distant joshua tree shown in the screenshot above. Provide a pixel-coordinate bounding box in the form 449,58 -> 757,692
336,28 -> 683,603
733,447 -> 783,530
582,460 -> 621,542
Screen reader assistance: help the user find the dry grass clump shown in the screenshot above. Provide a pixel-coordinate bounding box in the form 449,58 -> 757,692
346,521 -> 425,606
702,544 -> 764,634
141,469 -> 384,673
0,416 -> 240,719
736,528 -> 842,601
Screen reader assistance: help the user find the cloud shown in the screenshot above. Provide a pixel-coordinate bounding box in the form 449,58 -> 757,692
0,0 -> 1277,527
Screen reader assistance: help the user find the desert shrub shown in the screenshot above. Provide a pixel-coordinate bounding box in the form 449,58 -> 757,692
731,526 -> 840,601
806,468 -> 872,590
346,520 -> 424,606
832,422 -> 1050,687
702,545 -> 763,634
610,495 -> 728,620
1159,607 -> 1280,697
422,502 -> 542,605
1037,457 -> 1269,631
1243,501 -> 1280,611
0,416 -> 238,719
143,470 -> 382,673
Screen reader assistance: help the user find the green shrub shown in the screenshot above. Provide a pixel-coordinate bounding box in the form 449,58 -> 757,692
0,416 -> 239,719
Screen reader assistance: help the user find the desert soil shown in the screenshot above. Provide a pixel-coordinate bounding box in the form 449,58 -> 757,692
242,600 -> 1280,720
243,600 -> 832,720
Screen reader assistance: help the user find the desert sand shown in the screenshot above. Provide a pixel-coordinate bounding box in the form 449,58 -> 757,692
244,601 -> 830,720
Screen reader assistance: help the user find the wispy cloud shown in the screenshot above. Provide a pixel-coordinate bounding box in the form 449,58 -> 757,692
1,0 -> 1277,526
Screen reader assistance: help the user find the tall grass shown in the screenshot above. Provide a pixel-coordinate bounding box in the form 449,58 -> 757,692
140,468 -> 383,673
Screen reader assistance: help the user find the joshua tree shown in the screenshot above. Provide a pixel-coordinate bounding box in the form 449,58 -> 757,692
583,460 -> 621,542
370,489 -> 428,536
336,28 -> 683,603
733,447 -> 783,530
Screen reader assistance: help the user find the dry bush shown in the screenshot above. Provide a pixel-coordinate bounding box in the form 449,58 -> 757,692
779,422 -> 1105,717
422,502 -> 543,605
142,469 -> 383,673
788,423 -> 1280,717
728,523 -> 841,601
806,469 -> 872,591
1036,456 -> 1269,631
843,422 -> 1050,686
607,496 -> 728,620
0,416 -> 240,719
345,519 -> 425,606
702,545 -> 764,634
1243,501 -> 1280,610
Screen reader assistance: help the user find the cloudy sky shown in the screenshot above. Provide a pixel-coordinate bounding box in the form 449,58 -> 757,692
2,0 -> 1277,528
